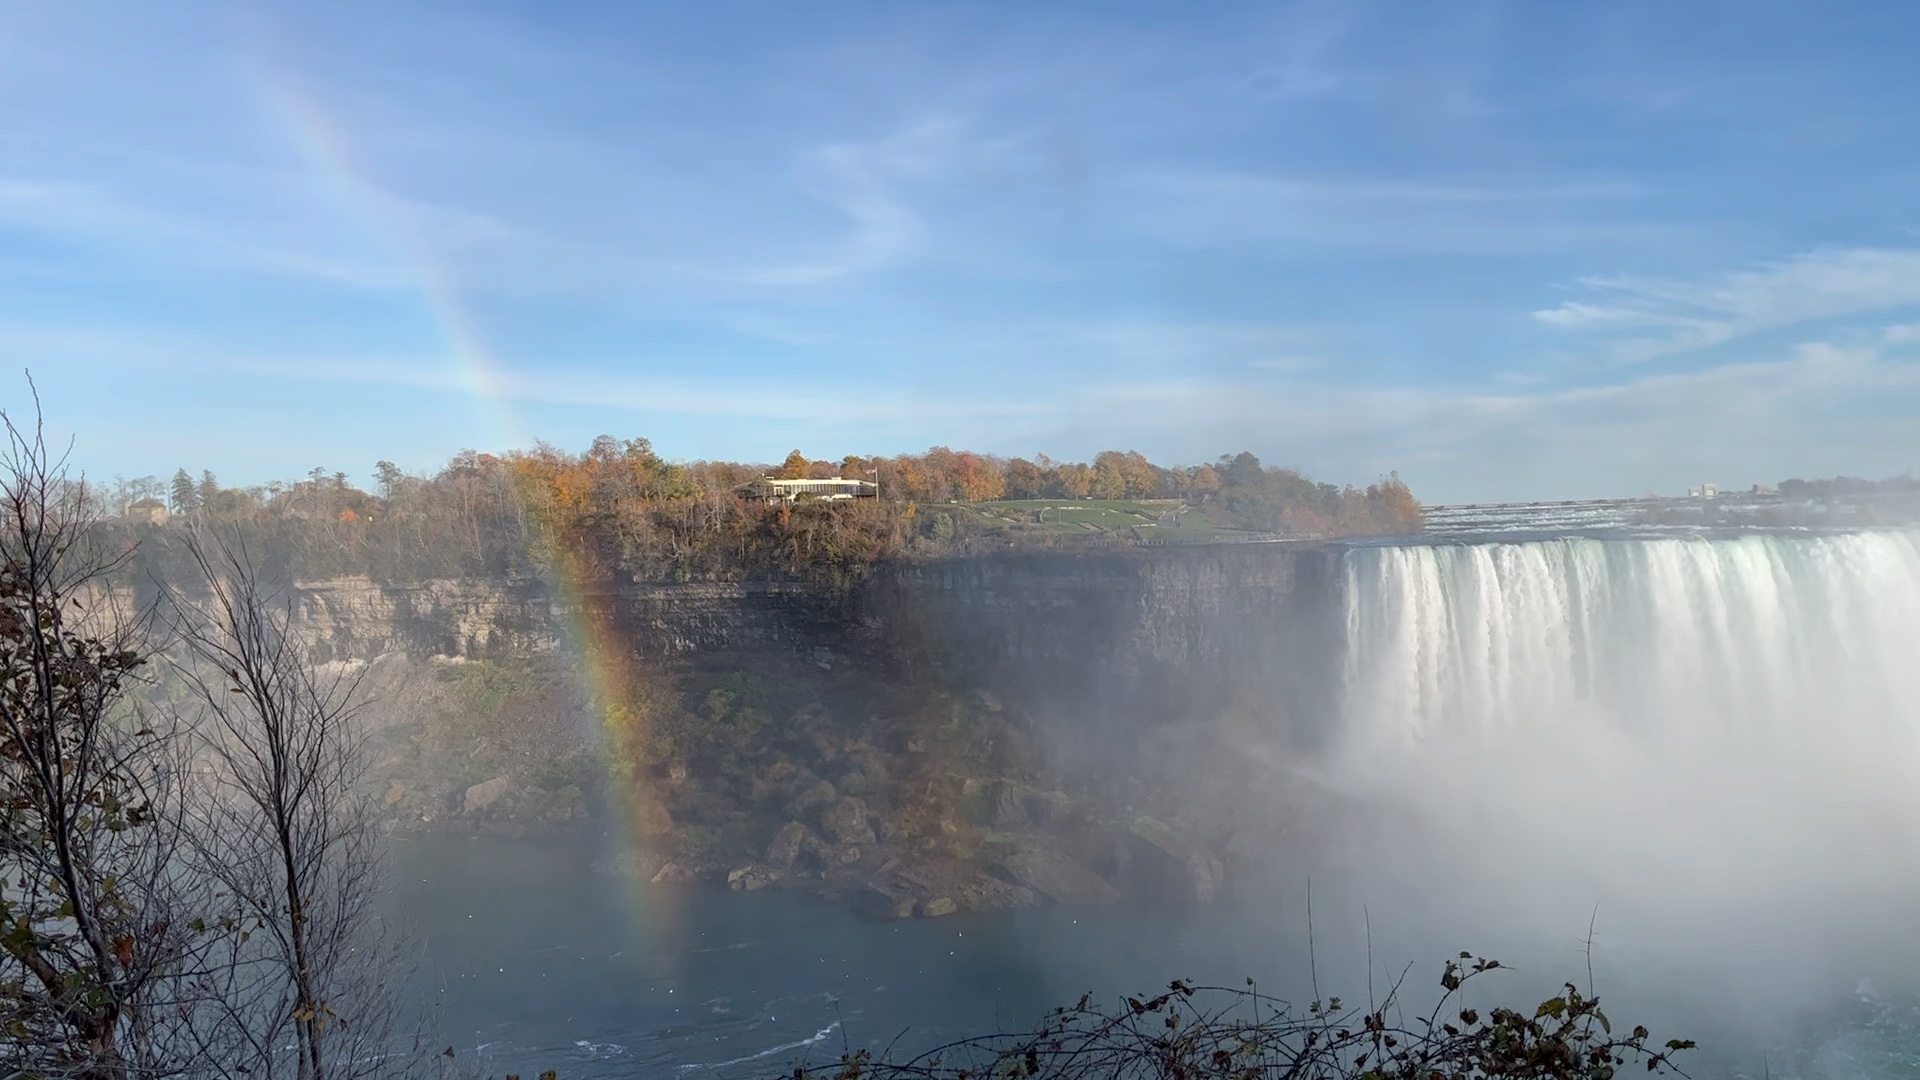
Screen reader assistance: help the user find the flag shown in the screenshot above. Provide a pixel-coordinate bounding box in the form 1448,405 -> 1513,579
865,468 -> 878,475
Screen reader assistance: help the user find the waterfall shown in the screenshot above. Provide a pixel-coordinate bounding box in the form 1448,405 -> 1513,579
1316,530 -> 1920,1008
1340,531 -> 1920,748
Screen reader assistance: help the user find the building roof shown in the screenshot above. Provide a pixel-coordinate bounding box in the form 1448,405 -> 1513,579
736,476 -> 878,500
747,477 -> 876,489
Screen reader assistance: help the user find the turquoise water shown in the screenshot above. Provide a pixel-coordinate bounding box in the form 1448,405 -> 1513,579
388,831 -> 1920,1079
389,831 -> 1330,1076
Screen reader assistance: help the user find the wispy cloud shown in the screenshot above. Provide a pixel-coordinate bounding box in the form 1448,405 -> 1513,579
1127,170 -> 1648,255
1232,0 -> 1351,99
965,329 -> 1920,499
709,119 -> 988,287
1038,319 -> 1328,371
203,354 -> 1059,426
1535,248 -> 1920,363
1882,323 -> 1920,346
0,176 -> 407,288
222,335 -> 1920,501
27,310 -> 1920,502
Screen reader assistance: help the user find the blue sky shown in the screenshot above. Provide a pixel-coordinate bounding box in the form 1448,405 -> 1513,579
5,0 -> 1920,501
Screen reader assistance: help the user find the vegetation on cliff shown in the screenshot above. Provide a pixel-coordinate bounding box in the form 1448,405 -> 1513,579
95,442 -> 1422,589
781,959 -> 1692,1079
0,404 -> 421,1079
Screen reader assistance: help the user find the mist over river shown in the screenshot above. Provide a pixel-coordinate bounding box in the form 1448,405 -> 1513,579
388,529 -> 1920,1080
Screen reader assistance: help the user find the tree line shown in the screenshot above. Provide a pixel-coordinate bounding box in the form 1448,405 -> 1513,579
1775,472 -> 1920,499
0,405 -> 427,1080
94,441 -> 1423,588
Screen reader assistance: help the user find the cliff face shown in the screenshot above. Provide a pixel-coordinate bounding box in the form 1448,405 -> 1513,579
294,543 -> 1344,911
292,542 -> 1340,698
291,576 -> 850,663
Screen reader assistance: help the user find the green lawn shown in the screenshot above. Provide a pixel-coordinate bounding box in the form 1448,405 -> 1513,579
941,499 -> 1248,539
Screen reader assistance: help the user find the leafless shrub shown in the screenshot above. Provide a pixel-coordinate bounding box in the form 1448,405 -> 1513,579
783,955 -> 1692,1080
167,528 -> 423,1080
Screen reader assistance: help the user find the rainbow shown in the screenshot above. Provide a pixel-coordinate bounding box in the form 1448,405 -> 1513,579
256,74 -> 680,940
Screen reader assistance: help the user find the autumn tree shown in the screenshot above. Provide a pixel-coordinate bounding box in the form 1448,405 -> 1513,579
119,437 -> 1423,587
1187,464 -> 1223,501
1053,462 -> 1093,499
951,452 -> 1005,502
1090,451 -> 1129,499
0,405 -> 209,1080
1117,451 -> 1160,497
1003,458 -> 1044,500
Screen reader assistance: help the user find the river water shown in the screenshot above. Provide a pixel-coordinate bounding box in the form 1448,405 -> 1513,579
391,529 -> 1920,1079
387,831 -> 1323,1079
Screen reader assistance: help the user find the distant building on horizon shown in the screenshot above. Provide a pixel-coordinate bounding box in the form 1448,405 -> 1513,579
736,477 -> 879,503
126,497 -> 168,525
1687,483 -> 1719,499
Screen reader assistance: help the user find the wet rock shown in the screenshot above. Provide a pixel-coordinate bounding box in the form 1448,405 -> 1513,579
765,821 -> 821,871
785,777 -> 839,820
835,845 -> 863,866
649,862 -> 700,884
1128,816 -> 1226,904
727,864 -> 776,891
994,847 -> 1120,906
856,881 -> 917,920
957,874 -> 1035,912
834,757 -> 890,798
918,896 -> 958,918
462,775 -> 512,814
956,778 -> 994,826
749,758 -> 799,803
1024,790 -> 1075,828
819,796 -> 877,847
988,781 -> 1029,830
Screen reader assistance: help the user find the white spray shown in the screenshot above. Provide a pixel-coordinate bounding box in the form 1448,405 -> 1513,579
1317,530 -> 1920,1031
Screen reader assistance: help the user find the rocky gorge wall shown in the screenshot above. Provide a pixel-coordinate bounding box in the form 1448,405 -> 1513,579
290,541 -> 1342,714
290,542 -> 1345,916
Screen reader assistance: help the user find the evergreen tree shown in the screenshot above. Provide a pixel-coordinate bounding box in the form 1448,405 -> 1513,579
170,468 -> 199,514
373,460 -> 405,501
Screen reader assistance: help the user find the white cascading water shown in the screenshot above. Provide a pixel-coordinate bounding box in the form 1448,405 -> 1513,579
1341,530 -> 1920,747
1317,530 -> 1920,1045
